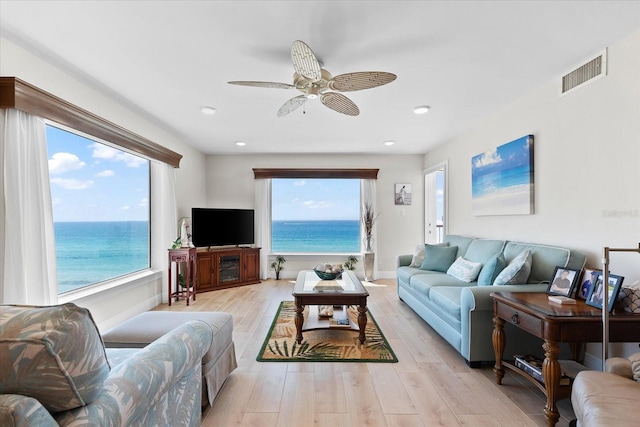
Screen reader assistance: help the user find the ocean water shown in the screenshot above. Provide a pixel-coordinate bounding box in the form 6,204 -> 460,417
54,221 -> 149,293
472,164 -> 532,198
272,220 -> 360,253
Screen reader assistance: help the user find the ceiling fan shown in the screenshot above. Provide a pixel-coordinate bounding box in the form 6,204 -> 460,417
228,40 -> 396,117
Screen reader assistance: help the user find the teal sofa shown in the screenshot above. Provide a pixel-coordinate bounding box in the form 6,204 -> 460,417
397,235 -> 586,367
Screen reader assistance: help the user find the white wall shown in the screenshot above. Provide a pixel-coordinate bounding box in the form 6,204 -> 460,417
424,29 -> 640,361
1,37 -> 208,329
205,154 -> 425,278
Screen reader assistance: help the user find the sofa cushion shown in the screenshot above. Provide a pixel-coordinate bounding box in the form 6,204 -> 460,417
463,239 -> 506,264
493,249 -> 532,285
477,253 -> 506,286
503,242 -> 571,283
429,287 -> 464,321
420,244 -> 459,272
0,303 -> 110,413
409,272 -> 470,298
444,235 -> 475,258
446,256 -> 483,283
409,242 -> 449,267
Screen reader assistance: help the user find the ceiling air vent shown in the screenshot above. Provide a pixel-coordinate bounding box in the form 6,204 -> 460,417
561,50 -> 607,94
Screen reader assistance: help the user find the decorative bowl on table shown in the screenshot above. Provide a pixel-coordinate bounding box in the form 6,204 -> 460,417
313,263 -> 344,280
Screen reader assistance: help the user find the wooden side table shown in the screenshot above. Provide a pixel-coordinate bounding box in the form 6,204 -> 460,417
168,247 -> 197,306
491,291 -> 640,426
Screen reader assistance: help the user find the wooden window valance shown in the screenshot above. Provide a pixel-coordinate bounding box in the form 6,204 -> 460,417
0,77 -> 182,167
253,168 -> 379,179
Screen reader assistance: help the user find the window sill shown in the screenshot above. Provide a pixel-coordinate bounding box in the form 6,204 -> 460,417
58,269 -> 161,304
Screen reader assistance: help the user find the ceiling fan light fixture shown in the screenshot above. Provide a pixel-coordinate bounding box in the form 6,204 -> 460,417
235,141 -> 246,146
306,86 -> 319,99
200,106 -> 217,115
384,140 -> 395,146
414,105 -> 430,115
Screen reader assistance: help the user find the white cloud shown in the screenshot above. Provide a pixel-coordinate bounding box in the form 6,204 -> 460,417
120,205 -> 131,211
139,198 -> 148,207
474,150 -> 502,168
95,169 -> 114,177
302,200 -> 333,209
48,152 -> 86,174
91,143 -> 146,167
50,178 -> 94,190
293,180 -> 306,186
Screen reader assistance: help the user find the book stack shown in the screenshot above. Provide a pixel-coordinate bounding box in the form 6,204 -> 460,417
513,355 -> 577,386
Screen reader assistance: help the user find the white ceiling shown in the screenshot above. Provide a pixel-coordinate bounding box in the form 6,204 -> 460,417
2,1 -> 640,155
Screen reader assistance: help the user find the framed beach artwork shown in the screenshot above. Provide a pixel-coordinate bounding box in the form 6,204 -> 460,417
471,135 -> 534,216
395,183 -> 411,205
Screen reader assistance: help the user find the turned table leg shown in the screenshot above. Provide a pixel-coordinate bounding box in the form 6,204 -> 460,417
492,315 -> 506,385
542,340 -> 562,427
357,304 -> 367,344
294,301 -> 304,344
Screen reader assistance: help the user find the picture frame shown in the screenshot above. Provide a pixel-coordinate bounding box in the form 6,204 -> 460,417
546,266 -> 580,297
395,183 -> 412,205
586,272 -> 625,312
577,268 -> 600,300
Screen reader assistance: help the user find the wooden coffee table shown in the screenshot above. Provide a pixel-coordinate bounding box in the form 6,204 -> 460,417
292,270 -> 369,344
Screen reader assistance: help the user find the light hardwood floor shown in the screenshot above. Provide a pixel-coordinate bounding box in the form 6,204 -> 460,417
155,278 -> 576,427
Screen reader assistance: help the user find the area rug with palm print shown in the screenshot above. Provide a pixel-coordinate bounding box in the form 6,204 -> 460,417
257,301 -> 397,362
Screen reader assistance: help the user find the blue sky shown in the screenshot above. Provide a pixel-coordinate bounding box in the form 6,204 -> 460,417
46,125 -> 149,222
471,135 -> 533,175
272,178 -> 360,221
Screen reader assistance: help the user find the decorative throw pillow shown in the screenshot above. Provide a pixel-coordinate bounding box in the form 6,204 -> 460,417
0,303 -> 110,413
493,249 -> 532,286
409,242 -> 449,268
477,253 -> 507,286
420,244 -> 459,273
446,256 -> 483,282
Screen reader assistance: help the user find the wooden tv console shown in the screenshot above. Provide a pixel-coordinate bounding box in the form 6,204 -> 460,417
196,247 -> 260,292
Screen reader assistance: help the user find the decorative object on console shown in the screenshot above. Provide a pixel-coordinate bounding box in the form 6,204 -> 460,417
586,271 -> 624,312
471,134 -> 534,216
313,263 -> 344,280
577,268 -> 600,299
395,183 -> 411,205
546,266 -> 580,297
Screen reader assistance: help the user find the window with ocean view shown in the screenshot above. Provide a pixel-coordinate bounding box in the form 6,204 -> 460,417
46,124 -> 150,294
271,178 -> 360,253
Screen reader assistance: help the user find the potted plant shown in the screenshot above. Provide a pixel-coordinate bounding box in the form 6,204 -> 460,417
344,255 -> 358,271
271,255 -> 286,280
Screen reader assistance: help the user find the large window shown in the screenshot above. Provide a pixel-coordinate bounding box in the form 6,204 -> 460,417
271,178 -> 360,253
46,124 -> 150,293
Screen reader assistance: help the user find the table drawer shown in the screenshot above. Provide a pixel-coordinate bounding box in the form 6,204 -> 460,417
496,304 -> 543,337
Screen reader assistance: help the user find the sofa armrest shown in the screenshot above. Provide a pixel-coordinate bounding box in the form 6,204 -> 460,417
0,394 -> 58,427
397,254 -> 412,268
606,357 -> 634,379
461,284 -> 549,312
55,320 -> 213,426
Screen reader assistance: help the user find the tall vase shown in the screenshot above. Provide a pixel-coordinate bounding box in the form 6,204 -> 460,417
363,235 -> 374,282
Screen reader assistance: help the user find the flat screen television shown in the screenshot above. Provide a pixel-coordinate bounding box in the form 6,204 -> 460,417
191,208 -> 255,247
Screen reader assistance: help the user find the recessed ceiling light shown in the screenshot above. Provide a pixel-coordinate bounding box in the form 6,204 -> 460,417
235,141 -> 246,146
384,140 -> 395,146
200,106 -> 217,115
413,105 -> 430,114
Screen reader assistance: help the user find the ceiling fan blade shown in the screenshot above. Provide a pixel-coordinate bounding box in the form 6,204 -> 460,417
328,72 -> 397,92
228,81 -> 295,89
291,40 -> 321,82
320,92 -> 359,116
277,95 -> 307,117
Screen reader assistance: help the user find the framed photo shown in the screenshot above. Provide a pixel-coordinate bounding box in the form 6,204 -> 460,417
577,268 -> 600,299
395,183 -> 412,205
586,272 -> 625,312
547,266 -> 580,297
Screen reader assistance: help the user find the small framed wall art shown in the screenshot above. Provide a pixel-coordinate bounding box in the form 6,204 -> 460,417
395,183 -> 411,205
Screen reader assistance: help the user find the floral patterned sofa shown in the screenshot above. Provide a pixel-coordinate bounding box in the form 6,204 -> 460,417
0,303 -> 212,426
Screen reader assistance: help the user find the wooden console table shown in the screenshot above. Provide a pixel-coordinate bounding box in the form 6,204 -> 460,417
491,291 -> 640,426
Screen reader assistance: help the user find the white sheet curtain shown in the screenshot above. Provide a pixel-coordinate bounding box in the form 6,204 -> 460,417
0,109 -> 58,305
361,179 -> 379,280
255,178 -> 271,279
150,161 -> 177,303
